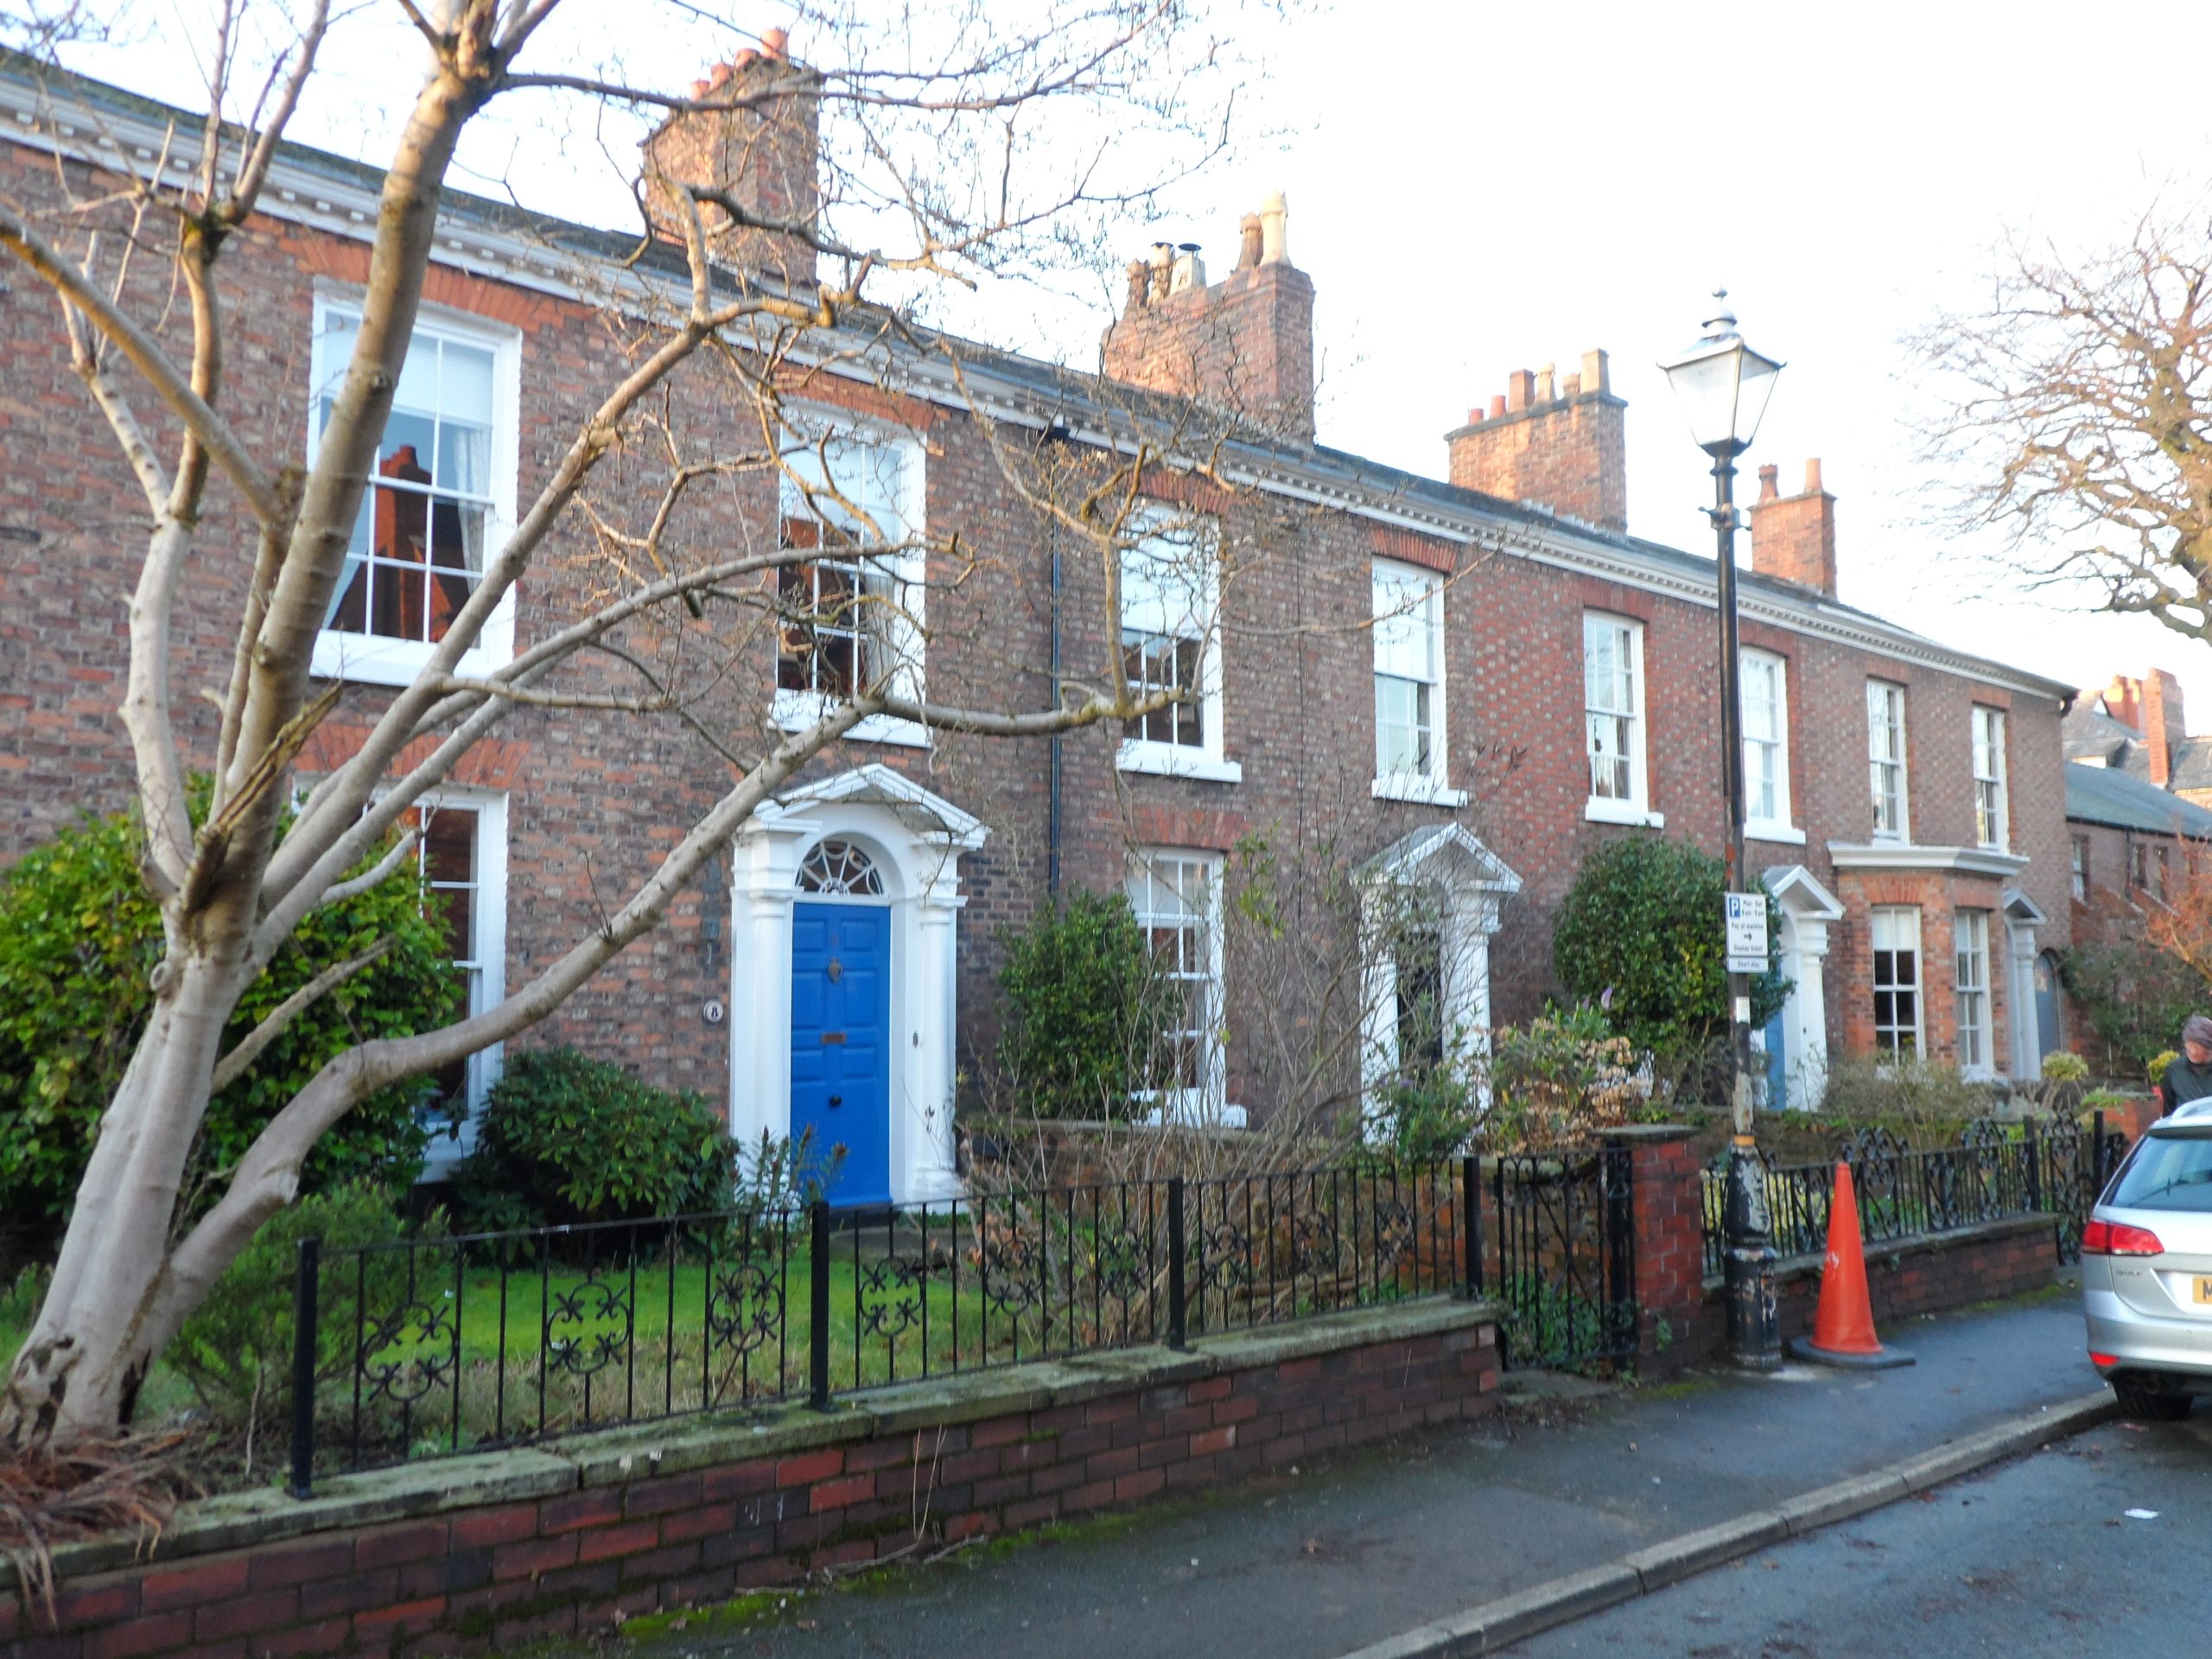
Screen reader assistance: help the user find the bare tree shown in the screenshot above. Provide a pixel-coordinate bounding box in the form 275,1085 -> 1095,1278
1914,204 -> 2212,642
0,0 -> 1269,1447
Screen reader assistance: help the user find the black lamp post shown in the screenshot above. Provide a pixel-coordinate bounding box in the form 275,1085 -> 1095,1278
1661,290 -> 1785,1371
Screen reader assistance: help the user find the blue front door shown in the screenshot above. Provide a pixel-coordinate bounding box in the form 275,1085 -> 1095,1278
1764,1004 -> 1788,1110
791,902 -> 892,1205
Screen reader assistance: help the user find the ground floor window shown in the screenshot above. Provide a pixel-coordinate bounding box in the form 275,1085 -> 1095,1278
396,792 -> 507,1121
1871,905 -> 1922,1058
1954,908 -> 1991,1077
1126,849 -> 1223,1111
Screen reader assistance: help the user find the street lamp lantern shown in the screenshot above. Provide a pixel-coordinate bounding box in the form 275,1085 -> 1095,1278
1660,289 -> 1785,1373
1661,292 -> 1785,457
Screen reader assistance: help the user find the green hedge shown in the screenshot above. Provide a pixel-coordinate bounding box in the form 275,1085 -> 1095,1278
450,1047 -> 730,1229
1552,836 -> 1789,1051
0,796 -> 462,1230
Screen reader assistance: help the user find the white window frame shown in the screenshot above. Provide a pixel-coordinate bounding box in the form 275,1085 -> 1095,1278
1954,908 -> 1992,1079
1126,848 -> 1228,1122
1871,905 -> 1923,1059
1740,648 -> 1802,845
1116,507 -> 1240,784
2071,835 -> 2089,903
365,785 -> 511,1167
308,289 -> 521,688
1867,680 -> 1910,842
1972,706 -> 2009,851
1370,559 -> 1466,805
771,408 -> 931,748
1583,613 -> 1662,827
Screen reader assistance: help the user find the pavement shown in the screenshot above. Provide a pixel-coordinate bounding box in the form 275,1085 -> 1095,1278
602,1284 -> 2118,1659
1507,1413 -> 2212,1656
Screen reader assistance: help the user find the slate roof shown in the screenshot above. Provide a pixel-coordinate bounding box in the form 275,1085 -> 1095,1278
2065,761 -> 2212,838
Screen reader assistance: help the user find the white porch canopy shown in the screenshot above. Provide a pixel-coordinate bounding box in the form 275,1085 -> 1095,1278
728,764 -> 985,1205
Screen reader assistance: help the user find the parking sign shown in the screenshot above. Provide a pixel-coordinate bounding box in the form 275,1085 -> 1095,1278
1724,892 -> 1768,975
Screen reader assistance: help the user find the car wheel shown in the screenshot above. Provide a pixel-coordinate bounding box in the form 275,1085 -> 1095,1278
2112,1378 -> 2194,1421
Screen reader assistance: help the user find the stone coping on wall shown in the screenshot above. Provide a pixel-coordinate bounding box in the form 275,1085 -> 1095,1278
1,1295 -> 1497,1599
1696,1212 -> 2057,1294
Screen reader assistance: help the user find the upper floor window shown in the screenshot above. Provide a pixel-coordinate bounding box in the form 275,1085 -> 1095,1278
1972,707 -> 2008,850
1126,849 -> 1225,1116
773,419 -> 927,746
1741,649 -> 1795,838
1867,680 -> 1910,840
2071,835 -> 2089,903
1118,510 -> 1238,783
1871,905 -> 1922,1058
1584,613 -> 1656,824
310,297 -> 520,686
1372,562 -> 1459,803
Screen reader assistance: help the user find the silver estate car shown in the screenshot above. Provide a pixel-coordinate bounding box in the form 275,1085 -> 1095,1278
2084,1101 -> 2212,1421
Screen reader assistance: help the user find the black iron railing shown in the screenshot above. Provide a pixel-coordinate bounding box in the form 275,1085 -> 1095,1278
1698,1113 -> 2124,1278
287,1160 -> 1474,1494
1491,1144 -> 1639,1370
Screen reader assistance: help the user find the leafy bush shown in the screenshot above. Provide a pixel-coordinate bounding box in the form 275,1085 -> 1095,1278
1371,1067 -> 1479,1164
2148,1049 -> 2181,1090
0,796 -> 462,1230
995,891 -> 1175,1119
1551,838 -> 1789,1051
452,1048 -> 729,1229
1489,1006 -> 1644,1148
1816,1054 -> 1999,1128
2041,1051 -> 2090,1084
167,1182 -> 434,1467
2061,939 -> 2201,1081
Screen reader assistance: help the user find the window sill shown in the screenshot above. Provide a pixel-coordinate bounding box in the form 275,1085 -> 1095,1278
1747,822 -> 1807,847
312,630 -> 510,688
1139,1098 -> 1249,1130
773,689 -> 931,748
1584,798 -> 1665,830
1117,740 -> 1243,785
1372,774 -> 1469,808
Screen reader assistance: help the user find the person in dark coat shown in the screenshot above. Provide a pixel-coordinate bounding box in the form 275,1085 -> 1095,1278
2158,1014 -> 2212,1116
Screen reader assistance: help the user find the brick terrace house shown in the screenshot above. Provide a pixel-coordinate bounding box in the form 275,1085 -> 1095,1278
2063,673 -> 2212,1032
0,56 -> 2078,1205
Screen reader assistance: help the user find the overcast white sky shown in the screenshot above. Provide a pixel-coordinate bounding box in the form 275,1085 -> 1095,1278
55,0 -> 2212,721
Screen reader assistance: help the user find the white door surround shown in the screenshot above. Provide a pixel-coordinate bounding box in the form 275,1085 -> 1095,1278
1762,865 -> 1845,1112
1357,823 -> 1523,1128
2002,887 -> 2050,1084
728,764 -> 985,1205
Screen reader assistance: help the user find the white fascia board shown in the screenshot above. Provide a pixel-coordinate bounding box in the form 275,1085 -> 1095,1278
1825,842 -> 2032,878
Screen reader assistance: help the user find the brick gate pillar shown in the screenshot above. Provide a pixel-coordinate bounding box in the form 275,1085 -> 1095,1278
1607,1125 -> 1707,1374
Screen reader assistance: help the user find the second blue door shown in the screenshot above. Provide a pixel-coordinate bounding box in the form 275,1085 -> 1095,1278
791,902 -> 892,1206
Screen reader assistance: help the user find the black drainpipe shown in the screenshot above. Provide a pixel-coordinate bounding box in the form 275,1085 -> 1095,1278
1042,422 -> 1071,899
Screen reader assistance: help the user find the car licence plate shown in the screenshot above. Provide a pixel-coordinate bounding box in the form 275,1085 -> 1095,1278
2196,1277 -> 2212,1305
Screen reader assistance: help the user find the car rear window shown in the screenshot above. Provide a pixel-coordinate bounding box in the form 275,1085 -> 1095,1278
2109,1135 -> 2212,1211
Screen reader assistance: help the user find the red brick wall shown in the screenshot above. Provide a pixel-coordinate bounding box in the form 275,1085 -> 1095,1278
0,116 -> 2077,1128
0,1319 -> 1498,1658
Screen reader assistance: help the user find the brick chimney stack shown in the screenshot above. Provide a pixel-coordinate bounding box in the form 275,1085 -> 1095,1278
2105,669 -> 2187,786
1099,190 -> 1317,442
1443,350 -> 1627,533
1748,457 -> 1837,596
641,32 -> 819,286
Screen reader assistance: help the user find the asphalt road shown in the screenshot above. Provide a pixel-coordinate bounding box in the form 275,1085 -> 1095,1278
1506,1413 -> 2212,1658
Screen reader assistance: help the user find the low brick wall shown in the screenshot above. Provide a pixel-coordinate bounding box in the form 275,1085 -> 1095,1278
1669,1213 -> 2058,1365
0,1300 -> 1497,1659
1614,1126 -> 2063,1370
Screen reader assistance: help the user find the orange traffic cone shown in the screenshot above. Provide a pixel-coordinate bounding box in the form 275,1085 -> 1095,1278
1787,1161 -> 1915,1370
